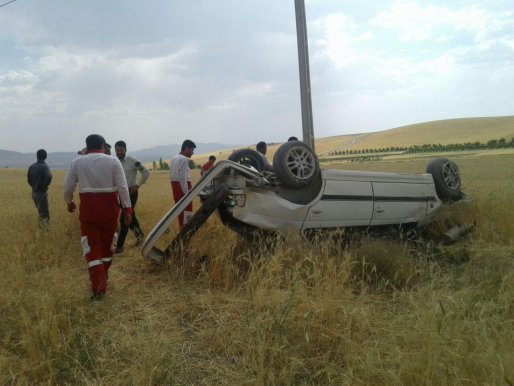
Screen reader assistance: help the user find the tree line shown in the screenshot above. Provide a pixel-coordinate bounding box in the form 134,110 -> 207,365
328,137 -> 514,156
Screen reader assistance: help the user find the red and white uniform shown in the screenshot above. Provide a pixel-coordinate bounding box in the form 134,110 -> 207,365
170,153 -> 193,227
64,150 -> 132,296
201,161 -> 214,176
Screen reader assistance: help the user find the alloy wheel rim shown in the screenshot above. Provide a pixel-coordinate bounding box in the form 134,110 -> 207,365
442,161 -> 461,189
285,147 -> 316,180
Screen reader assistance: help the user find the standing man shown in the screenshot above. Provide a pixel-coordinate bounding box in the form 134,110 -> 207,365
171,139 -> 196,227
104,143 -> 112,155
27,149 -> 53,227
113,140 -> 150,253
256,141 -> 274,172
200,155 -> 216,177
64,134 -> 132,300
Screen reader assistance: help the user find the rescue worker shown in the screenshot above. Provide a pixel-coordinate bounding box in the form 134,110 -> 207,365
256,141 -> 273,172
27,149 -> 53,227
113,140 -> 149,253
200,155 -> 216,177
170,139 -> 196,227
64,134 -> 132,300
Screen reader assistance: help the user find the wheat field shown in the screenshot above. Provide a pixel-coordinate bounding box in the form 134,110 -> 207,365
0,153 -> 513,385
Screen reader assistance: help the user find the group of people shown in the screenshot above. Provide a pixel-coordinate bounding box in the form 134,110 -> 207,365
27,134 -> 288,300
27,135 -> 216,300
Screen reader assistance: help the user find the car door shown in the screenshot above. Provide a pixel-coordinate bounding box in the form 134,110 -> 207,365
303,179 -> 374,229
370,182 -> 431,226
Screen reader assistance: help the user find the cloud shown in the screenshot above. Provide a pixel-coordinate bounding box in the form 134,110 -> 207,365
314,13 -> 373,68
1,1 -> 514,152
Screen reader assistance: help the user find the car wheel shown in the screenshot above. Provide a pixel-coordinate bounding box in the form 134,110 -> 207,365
426,158 -> 462,200
273,140 -> 320,189
228,149 -> 265,171
165,184 -> 229,258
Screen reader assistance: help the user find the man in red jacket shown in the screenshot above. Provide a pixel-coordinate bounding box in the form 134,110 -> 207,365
64,134 -> 132,300
200,155 -> 216,177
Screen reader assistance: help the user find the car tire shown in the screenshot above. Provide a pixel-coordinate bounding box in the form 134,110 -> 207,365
228,149 -> 265,171
273,140 -> 320,189
165,184 -> 229,257
426,158 -> 462,200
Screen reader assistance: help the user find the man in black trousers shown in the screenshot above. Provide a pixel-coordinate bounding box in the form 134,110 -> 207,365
113,140 -> 150,253
27,149 -> 53,227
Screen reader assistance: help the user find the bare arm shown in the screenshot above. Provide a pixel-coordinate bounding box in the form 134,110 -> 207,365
113,158 -> 131,209
63,163 -> 78,203
136,161 -> 150,187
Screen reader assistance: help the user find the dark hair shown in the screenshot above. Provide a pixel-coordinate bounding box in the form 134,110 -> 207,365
256,141 -> 267,151
288,136 -> 298,141
114,140 -> 126,149
208,155 -> 216,162
181,139 -> 196,151
36,149 -> 47,160
105,143 -> 112,149
86,134 -> 106,151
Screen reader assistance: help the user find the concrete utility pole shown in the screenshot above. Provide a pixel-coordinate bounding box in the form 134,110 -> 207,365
294,0 -> 315,151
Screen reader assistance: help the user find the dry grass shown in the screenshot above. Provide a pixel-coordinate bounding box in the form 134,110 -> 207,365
0,154 -> 513,385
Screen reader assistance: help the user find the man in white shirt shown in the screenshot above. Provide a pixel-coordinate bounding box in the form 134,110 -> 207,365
63,134 -> 132,300
170,139 -> 196,227
114,140 -> 150,253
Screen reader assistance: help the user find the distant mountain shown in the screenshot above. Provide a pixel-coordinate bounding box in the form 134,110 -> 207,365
0,142 -> 235,169
130,143 -> 237,164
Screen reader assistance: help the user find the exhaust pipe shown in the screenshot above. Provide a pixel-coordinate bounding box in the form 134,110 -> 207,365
439,224 -> 473,245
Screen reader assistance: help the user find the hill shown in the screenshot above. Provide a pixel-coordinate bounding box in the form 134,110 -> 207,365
0,142 -> 234,169
192,116 -> 514,163
3,116 -> 513,168
317,116 -> 514,155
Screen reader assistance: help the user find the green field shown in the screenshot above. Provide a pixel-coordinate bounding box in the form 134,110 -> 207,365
1,152 -> 513,385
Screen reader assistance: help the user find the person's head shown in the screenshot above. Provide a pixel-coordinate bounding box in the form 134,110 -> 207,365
256,141 -> 267,155
288,136 -> 298,142
104,143 -> 112,155
36,149 -> 47,161
85,134 -> 106,151
181,139 -> 196,158
208,155 -> 216,163
114,140 -> 127,159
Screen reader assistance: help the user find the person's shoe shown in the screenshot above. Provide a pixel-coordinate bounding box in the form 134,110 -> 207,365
90,293 -> 105,301
114,247 -> 124,254
134,228 -> 144,245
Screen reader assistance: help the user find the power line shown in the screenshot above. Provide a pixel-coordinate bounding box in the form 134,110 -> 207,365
0,0 -> 16,8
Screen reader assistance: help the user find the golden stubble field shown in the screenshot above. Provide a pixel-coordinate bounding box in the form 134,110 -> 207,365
0,153 -> 513,385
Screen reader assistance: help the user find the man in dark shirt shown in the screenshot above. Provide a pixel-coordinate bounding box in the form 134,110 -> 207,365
256,141 -> 274,172
27,149 -> 53,227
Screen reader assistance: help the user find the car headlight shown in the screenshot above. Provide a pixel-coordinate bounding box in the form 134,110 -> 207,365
234,194 -> 246,207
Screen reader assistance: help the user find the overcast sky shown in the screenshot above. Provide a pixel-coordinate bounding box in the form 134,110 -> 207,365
1,0 -> 513,152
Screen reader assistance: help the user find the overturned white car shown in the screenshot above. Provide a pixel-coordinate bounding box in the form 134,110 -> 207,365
143,141 -> 465,265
